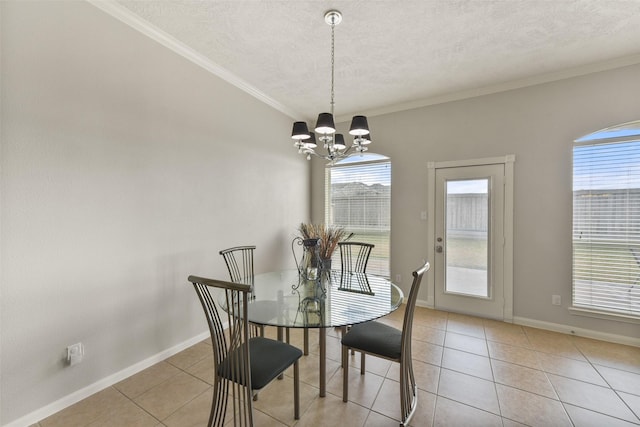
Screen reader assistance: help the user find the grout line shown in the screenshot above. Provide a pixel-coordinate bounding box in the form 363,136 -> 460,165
115,384 -> 168,425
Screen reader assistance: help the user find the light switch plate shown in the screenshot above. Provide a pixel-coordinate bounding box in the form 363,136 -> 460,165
67,343 -> 84,366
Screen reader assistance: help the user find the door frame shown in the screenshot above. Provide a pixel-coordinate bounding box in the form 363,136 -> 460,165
426,155 -> 515,322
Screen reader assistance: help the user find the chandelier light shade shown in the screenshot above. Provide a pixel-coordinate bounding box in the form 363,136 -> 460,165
291,10 -> 373,163
292,121 -> 311,140
348,115 -> 370,136
315,113 -> 336,134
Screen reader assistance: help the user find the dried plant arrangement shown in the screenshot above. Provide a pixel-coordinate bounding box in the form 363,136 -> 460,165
298,223 -> 348,259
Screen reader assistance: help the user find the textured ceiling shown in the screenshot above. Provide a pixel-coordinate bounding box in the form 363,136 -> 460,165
107,0 -> 640,122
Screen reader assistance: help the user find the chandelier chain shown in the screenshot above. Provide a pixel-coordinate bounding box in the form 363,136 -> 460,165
330,20 -> 335,117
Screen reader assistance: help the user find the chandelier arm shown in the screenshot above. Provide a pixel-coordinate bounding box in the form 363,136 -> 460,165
303,142 -> 360,161
340,144 -> 361,158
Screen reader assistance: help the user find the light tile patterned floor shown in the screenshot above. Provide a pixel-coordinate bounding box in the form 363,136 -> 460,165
34,307 -> 640,426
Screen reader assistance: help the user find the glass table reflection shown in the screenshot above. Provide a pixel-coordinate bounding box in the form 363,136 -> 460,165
234,269 -> 403,397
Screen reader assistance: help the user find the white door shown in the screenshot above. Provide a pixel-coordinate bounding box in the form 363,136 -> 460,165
434,164 -> 505,319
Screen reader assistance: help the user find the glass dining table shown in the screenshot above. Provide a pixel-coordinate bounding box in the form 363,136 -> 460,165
234,269 -> 404,397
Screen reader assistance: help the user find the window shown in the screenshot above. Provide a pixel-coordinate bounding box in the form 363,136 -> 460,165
325,154 -> 391,277
572,120 -> 640,319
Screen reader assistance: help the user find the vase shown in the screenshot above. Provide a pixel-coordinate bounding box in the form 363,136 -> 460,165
296,238 -> 322,282
318,257 -> 333,286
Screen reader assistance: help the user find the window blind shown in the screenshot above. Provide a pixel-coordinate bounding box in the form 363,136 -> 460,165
326,157 -> 391,277
572,139 -> 640,317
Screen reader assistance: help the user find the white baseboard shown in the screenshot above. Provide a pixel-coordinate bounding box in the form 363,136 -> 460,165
416,299 -> 433,308
513,316 -> 640,348
414,301 -> 640,348
4,331 -> 210,427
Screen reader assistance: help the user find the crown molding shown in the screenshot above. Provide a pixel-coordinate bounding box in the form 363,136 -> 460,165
337,53 -> 640,122
87,0 -> 299,119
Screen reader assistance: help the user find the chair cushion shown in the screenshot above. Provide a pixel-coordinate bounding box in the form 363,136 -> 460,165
218,337 -> 303,390
341,321 -> 402,360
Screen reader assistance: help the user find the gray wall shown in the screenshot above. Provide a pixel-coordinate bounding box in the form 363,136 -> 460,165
311,62 -> 640,340
0,2 -> 308,424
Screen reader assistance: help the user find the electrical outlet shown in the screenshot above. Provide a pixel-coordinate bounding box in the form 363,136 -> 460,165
552,295 -> 561,306
67,343 -> 84,366
395,274 -> 402,283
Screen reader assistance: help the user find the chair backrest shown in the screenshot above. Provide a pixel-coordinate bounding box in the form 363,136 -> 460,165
338,271 -> 373,295
220,246 -> 255,283
188,275 -> 253,427
338,242 -> 374,274
400,262 -> 430,356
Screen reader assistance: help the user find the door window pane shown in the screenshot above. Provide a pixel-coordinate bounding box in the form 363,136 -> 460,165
445,179 -> 489,297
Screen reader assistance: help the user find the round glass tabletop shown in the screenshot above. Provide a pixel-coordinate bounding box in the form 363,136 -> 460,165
237,270 -> 403,328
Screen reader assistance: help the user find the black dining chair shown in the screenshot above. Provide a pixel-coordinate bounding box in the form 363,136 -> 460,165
338,241 -> 376,353
338,241 -> 375,274
219,246 -> 265,337
188,275 -> 302,426
341,261 -> 430,427
220,245 -> 255,284
220,245 -> 306,351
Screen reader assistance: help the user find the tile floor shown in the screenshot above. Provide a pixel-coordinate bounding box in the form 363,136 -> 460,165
35,307 -> 640,426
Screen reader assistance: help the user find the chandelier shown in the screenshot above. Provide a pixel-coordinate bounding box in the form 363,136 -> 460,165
291,10 -> 372,163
